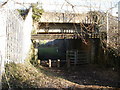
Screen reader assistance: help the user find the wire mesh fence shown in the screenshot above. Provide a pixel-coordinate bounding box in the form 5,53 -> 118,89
5,8 -> 24,63
0,7 -> 32,64
0,5 -> 32,89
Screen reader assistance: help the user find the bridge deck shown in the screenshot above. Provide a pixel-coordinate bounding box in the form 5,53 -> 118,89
31,32 -> 100,40
33,12 -> 99,40
38,22 -> 93,29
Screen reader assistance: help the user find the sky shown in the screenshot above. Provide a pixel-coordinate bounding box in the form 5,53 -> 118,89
0,0 -> 120,16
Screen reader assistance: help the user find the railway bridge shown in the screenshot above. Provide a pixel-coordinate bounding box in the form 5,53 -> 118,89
31,12 -> 101,66
32,12 -> 100,40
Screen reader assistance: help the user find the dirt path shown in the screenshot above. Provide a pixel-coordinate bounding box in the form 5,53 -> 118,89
42,64 -> 120,89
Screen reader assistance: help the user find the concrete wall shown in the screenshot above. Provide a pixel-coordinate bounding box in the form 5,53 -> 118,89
22,8 -> 33,60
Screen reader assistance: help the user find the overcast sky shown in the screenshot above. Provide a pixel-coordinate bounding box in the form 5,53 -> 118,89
0,0 -> 119,16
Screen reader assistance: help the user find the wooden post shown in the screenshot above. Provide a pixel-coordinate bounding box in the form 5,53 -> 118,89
38,60 -> 40,65
66,51 -> 70,68
35,48 -> 38,64
91,40 -> 95,63
57,59 -> 60,68
74,51 -> 77,66
67,59 -> 70,68
34,40 -> 39,64
49,59 -> 51,68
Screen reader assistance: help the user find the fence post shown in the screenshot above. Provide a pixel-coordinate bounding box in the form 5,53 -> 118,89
38,60 -> 40,65
66,51 -> 70,68
67,59 -> 70,68
35,48 -> 38,63
34,40 -> 39,64
49,59 -> 51,68
74,51 -> 77,66
57,59 -> 60,68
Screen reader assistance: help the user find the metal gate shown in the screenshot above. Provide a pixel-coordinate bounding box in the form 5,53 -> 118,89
66,50 -> 89,66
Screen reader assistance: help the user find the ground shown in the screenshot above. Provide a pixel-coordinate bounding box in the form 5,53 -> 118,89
42,64 -> 120,89
2,63 -> 120,90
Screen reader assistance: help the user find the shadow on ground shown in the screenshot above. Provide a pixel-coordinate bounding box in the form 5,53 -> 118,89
41,64 -> 120,88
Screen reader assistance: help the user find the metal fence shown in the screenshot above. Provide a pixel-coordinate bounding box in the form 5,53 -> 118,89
0,7 -> 32,64
0,7 -> 32,67
5,8 -> 24,63
0,6 -> 32,89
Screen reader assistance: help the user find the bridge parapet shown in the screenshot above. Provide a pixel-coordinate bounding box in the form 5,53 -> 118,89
40,12 -> 92,23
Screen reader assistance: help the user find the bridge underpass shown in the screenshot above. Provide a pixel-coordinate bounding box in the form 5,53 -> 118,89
31,12 -> 101,67
32,22 -> 100,40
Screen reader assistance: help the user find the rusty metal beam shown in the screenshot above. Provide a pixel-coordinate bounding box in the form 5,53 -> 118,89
31,33 -> 79,40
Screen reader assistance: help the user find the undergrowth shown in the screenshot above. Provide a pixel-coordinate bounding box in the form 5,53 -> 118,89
2,62 -> 76,89
2,62 -> 40,89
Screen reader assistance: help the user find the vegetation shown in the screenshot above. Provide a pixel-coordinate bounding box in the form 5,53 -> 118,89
106,48 -> 120,68
87,11 -> 120,66
17,3 -> 44,22
17,9 -> 29,19
88,11 -> 105,24
2,63 -> 80,89
3,62 -> 119,89
31,3 -> 44,22
25,44 -> 36,65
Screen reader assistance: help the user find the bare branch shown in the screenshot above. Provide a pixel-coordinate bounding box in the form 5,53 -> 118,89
64,0 -> 74,8
0,0 -> 10,8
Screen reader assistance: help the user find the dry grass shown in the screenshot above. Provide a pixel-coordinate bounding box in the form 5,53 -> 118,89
2,62 -> 119,89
